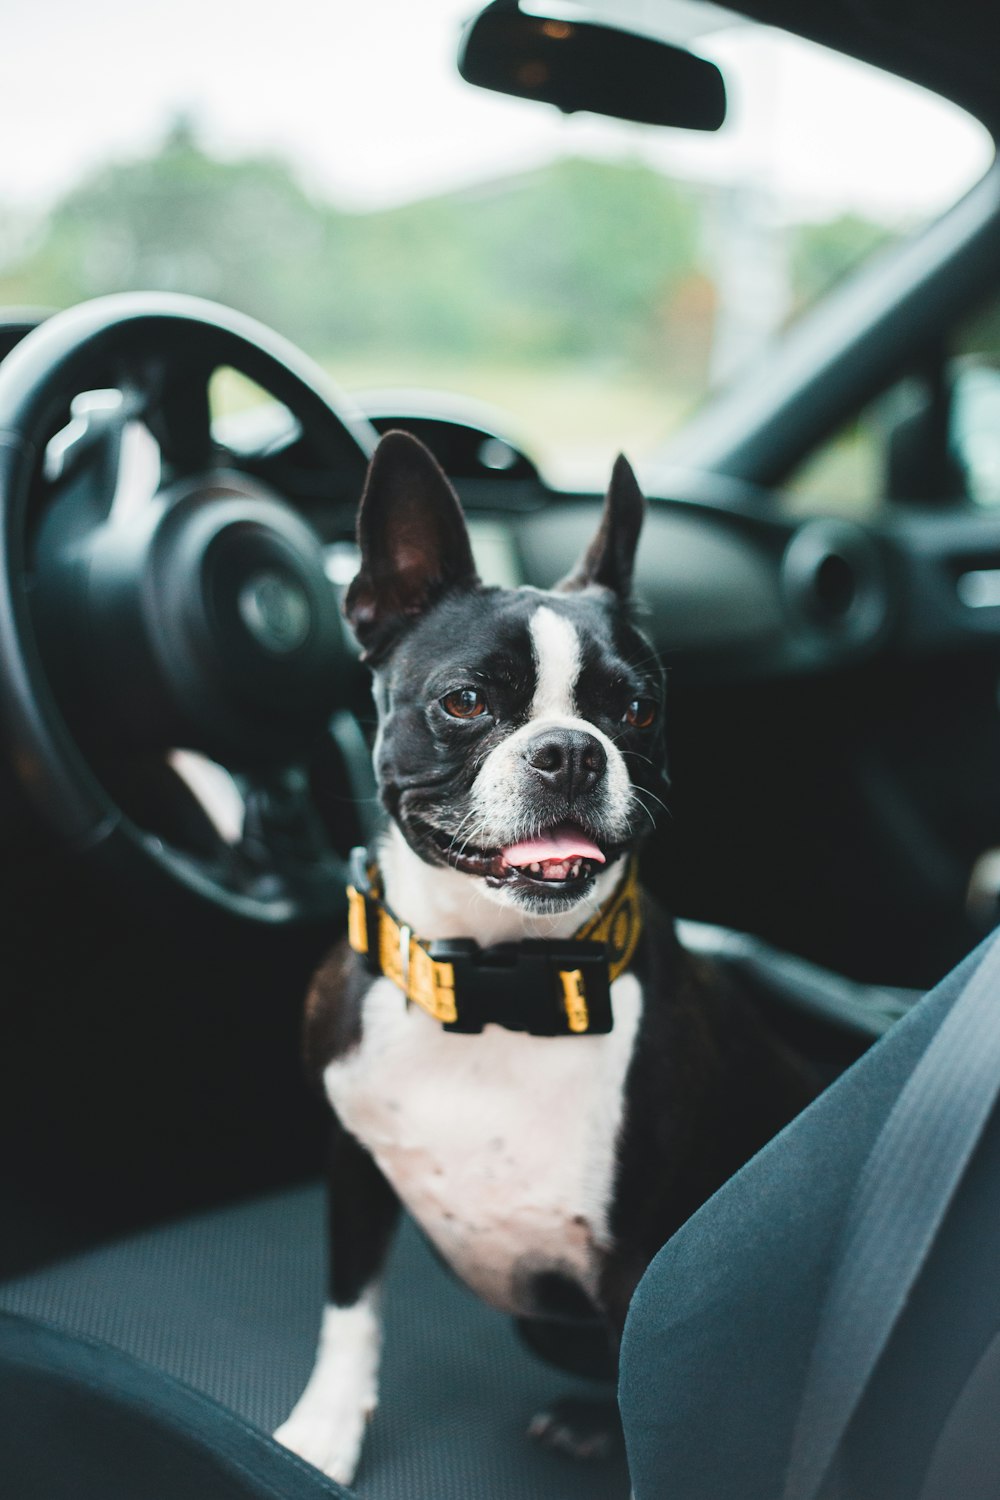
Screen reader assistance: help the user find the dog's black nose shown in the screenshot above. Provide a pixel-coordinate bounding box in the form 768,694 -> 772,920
525,729 -> 607,799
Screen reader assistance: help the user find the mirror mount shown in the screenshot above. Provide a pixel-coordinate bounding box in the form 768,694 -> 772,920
457,0 -> 726,131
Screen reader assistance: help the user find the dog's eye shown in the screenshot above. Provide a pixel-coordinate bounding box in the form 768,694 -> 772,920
623,698 -> 656,729
441,688 -> 488,719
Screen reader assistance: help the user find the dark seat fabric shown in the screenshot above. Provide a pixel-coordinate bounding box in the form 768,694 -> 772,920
619,936 -> 1000,1500
0,929 -> 929,1500
0,1312 -> 348,1500
0,1190 -> 629,1500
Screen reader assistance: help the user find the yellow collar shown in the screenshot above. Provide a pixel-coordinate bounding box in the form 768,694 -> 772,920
346,849 -> 642,1036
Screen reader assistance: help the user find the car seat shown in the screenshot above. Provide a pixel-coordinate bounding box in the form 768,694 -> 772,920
3,926 -> 997,1499
622,929 -> 1000,1500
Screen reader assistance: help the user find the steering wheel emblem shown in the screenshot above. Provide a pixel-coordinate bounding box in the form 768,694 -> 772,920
237,569 -> 312,654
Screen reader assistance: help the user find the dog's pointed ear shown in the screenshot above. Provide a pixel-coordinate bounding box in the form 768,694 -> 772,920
556,453 -> 645,600
344,430 -> 480,660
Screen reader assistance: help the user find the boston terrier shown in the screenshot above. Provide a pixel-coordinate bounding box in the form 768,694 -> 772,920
275,430 -> 814,1484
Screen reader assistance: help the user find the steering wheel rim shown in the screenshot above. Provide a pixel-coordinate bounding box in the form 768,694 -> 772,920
0,292 -> 376,925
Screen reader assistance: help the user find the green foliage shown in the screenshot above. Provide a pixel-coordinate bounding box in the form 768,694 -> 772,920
790,212 -> 893,309
0,124 -> 703,372
2,119 -> 335,338
0,121 -> 893,387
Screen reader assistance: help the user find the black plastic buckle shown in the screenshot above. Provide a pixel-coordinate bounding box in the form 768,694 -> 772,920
426,937 -> 613,1036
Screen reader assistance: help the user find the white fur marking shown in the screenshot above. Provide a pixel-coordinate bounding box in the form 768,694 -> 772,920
322,973 -> 643,1318
469,706 -> 633,872
274,1296 -> 381,1484
530,605 -> 581,720
451,602 -> 635,906
379,821 -> 627,945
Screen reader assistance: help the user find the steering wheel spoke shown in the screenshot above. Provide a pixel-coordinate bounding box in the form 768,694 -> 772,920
140,354 -> 217,480
235,764 -> 347,913
39,390 -> 155,536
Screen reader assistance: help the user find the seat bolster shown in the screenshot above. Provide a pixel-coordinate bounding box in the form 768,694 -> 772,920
619,937 -> 985,1500
0,1311 -> 351,1500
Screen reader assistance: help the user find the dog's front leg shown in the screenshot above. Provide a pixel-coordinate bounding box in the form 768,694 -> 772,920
275,1117 -> 399,1485
528,1256 -> 645,1462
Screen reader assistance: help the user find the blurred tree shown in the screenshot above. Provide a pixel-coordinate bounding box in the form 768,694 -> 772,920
0,121 -> 893,393
0,115 -> 336,341
0,125 -> 704,372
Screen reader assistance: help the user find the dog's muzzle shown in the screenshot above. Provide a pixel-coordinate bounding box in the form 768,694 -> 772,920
523,728 -> 607,802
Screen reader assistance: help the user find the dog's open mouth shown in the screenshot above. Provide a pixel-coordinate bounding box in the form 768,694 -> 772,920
500,828 -> 606,883
428,822 -> 612,894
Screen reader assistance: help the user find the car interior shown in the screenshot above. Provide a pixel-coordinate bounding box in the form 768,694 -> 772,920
3,1 -> 1000,1497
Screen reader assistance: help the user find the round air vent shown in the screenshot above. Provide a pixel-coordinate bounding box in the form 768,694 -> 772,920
781,519 -> 888,645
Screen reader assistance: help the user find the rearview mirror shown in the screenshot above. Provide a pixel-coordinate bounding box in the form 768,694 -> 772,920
458,0 -> 726,131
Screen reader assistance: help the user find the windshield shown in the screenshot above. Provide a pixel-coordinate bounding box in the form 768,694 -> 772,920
1,0 -> 992,487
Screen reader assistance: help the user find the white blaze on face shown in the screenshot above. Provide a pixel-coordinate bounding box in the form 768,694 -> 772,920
468,601 -> 634,857
529,605 -> 582,719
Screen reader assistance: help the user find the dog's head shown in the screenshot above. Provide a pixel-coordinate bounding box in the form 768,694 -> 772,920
344,431 -> 666,913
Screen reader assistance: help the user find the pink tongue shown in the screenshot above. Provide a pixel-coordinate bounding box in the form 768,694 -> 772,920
502,830 -> 606,868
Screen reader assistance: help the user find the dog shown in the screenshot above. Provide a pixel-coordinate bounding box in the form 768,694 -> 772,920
275,429 -> 815,1483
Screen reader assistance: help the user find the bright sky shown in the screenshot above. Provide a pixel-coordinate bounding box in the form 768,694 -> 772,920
0,0 -> 992,223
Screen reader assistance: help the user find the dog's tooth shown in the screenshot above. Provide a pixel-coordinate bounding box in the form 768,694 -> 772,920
530,862 -> 540,873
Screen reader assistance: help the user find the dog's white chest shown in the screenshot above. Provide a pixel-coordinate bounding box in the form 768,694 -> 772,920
322,974 -> 642,1315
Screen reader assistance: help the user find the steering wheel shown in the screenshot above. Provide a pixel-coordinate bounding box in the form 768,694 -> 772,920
0,293 -> 377,924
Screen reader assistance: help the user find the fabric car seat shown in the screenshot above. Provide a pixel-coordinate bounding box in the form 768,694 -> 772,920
5,924 -> 994,1499
621,931 -> 1000,1500
0,1190 -> 632,1499
0,1312 -> 348,1500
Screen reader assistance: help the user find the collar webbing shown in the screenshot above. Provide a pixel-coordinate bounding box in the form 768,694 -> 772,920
345,848 -> 642,1036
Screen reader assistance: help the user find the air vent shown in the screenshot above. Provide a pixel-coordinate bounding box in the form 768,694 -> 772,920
781,520 -> 887,645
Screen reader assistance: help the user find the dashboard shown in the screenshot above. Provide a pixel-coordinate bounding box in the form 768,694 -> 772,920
3,300 -> 1000,986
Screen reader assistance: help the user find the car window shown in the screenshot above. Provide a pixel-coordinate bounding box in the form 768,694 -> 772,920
0,0 -> 991,489
784,293 -> 1000,518
782,408 -> 887,518
950,295 -> 1000,508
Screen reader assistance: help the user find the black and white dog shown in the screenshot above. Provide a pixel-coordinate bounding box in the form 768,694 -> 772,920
276,431 -> 813,1483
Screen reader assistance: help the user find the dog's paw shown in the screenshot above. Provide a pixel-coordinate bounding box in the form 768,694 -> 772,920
274,1300 -> 380,1485
274,1401 -> 370,1486
528,1396 -> 623,1461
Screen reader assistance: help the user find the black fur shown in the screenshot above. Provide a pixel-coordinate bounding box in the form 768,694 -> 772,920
344,430 -> 480,663
370,584 -> 668,905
